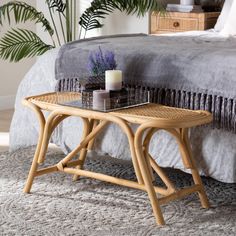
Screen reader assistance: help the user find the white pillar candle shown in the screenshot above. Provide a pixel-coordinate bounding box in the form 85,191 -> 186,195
93,90 -> 110,110
180,0 -> 194,5
105,70 -> 122,91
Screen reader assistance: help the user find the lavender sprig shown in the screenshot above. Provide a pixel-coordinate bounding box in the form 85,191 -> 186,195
88,46 -> 117,77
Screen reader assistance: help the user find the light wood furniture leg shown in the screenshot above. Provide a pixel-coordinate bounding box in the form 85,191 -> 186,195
108,116 -> 144,184
56,120 -> 108,170
38,113 -> 68,164
134,124 -> 210,225
143,128 -> 176,193
143,128 -> 175,193
61,114 -> 144,185
156,127 -> 210,209
143,129 -> 155,182
180,128 -> 210,208
135,126 -> 165,225
73,118 -> 93,181
164,127 -> 210,208
87,119 -> 99,151
23,105 -> 45,193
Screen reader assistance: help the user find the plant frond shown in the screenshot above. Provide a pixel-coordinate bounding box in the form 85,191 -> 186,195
0,1 -> 54,36
79,0 -> 117,32
46,0 -> 66,14
0,28 -> 54,62
79,0 -> 165,33
114,0 -> 165,16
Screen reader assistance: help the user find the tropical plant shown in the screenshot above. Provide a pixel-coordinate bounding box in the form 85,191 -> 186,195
0,0 -> 164,62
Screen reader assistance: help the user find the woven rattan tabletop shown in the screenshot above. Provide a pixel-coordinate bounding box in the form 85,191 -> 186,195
24,92 -> 213,128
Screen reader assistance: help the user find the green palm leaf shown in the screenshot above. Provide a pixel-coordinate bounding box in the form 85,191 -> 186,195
0,1 -> 54,36
46,0 -> 66,14
119,0 -> 164,16
79,0 -> 116,32
79,0 -> 164,36
0,28 -> 54,62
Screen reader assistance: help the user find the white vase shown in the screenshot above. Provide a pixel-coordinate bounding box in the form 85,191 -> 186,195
180,0 -> 194,5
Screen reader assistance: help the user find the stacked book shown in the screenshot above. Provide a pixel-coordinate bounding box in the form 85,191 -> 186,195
166,4 -> 203,13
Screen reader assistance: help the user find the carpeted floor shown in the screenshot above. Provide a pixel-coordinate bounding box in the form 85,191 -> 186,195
0,147 -> 235,236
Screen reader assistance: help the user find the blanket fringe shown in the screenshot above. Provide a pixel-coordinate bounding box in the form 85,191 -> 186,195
56,78 -> 236,132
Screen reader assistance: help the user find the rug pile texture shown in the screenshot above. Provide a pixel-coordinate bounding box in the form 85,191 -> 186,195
0,148 -> 235,236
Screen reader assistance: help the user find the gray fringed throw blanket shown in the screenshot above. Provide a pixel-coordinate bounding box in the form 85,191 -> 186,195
55,34 -> 236,132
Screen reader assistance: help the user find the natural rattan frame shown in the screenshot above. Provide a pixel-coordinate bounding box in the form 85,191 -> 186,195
23,92 -> 213,226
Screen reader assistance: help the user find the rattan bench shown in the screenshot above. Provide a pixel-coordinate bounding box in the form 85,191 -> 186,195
23,92 -> 213,226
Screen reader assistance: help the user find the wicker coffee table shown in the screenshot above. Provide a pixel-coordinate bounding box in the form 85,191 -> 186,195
23,92 -> 213,225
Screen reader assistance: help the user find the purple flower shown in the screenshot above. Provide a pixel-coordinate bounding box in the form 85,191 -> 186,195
88,46 -> 117,77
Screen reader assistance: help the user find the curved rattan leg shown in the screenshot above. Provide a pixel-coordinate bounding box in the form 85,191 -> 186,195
123,124 -> 144,185
47,110 -> 144,184
23,104 -> 45,193
72,116 -> 144,185
110,117 -> 144,184
135,126 -> 165,226
143,128 -> 176,193
87,119 -> 99,151
181,128 -> 210,209
57,120 -> 108,169
142,129 -> 155,182
161,127 -> 209,208
37,113 -> 68,164
165,128 -> 193,169
73,118 -> 92,181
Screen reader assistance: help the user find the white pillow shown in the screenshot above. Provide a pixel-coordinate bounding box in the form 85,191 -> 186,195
214,0 -> 234,32
220,0 -> 236,36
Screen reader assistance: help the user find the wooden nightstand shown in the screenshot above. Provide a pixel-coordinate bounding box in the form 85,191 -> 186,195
151,12 -> 220,34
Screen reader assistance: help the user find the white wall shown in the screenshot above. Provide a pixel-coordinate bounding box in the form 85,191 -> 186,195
101,11 -> 150,35
100,0 -> 178,35
0,0 -> 36,110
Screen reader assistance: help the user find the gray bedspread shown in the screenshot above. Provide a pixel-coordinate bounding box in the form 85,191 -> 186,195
55,34 -> 236,132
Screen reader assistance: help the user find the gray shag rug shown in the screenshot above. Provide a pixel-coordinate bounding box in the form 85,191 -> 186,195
0,147 -> 235,236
